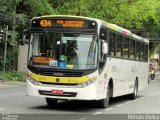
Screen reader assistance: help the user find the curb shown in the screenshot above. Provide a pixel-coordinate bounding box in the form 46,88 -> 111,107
0,81 -> 26,88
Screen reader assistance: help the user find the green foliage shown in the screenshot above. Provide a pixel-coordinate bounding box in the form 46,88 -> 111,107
21,0 -> 53,16
0,0 -> 54,71
49,0 -> 160,56
0,0 -> 160,71
0,71 -> 24,81
50,0 -> 160,30
152,44 -> 160,55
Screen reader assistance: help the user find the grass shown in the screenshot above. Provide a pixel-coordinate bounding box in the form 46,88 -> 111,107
0,71 -> 24,81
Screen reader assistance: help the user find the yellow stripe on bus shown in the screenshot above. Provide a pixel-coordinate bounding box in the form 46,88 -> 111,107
31,73 -> 89,84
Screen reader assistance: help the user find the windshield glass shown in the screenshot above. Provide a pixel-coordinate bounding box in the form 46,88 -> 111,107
28,32 -> 98,70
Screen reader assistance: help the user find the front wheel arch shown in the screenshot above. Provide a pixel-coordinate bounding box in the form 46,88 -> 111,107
97,79 -> 113,108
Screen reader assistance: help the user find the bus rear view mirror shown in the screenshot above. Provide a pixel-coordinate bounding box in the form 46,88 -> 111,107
102,42 -> 108,54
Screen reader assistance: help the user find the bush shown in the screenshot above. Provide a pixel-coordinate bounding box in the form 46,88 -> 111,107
0,71 -> 24,81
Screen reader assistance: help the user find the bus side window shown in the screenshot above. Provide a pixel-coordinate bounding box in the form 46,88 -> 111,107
144,45 -> 148,62
109,31 -> 116,57
140,43 -> 144,61
129,39 -> 135,59
135,42 -> 140,60
123,37 -> 129,59
116,35 -> 123,58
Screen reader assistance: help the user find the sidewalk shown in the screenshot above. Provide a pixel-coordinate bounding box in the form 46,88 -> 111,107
0,81 -> 26,88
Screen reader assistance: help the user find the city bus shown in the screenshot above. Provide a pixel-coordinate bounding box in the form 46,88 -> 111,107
24,15 -> 149,108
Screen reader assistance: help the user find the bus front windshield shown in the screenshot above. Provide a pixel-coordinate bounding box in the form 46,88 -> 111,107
28,32 -> 98,70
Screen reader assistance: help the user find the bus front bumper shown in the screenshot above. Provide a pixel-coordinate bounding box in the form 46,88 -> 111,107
26,79 -> 98,100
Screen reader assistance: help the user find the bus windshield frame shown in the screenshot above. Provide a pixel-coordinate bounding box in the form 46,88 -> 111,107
28,30 -> 99,71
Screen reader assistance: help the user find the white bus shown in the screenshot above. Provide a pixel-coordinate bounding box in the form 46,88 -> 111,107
24,15 -> 149,108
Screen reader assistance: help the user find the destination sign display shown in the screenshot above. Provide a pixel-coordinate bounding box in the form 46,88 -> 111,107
31,18 -> 97,29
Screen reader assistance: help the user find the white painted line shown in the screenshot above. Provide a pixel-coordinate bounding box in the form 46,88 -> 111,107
152,80 -> 158,82
105,107 -> 114,111
78,117 -> 87,120
116,104 -> 123,107
153,92 -> 160,95
139,92 -> 160,99
93,112 -> 102,115
0,109 -> 5,111
149,93 -> 155,96
125,101 -> 131,104
138,97 -> 145,100
154,92 -> 159,94
132,99 -> 138,102
145,95 -> 151,97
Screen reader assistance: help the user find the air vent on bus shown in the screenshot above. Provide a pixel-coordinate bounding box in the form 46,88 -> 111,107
34,70 -> 83,77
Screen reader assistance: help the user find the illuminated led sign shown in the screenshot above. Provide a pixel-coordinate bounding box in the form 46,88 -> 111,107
56,20 -> 84,28
33,56 -> 54,64
31,18 -> 97,29
40,20 -> 52,27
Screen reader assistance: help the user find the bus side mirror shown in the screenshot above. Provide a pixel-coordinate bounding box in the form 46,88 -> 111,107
20,28 -> 30,45
102,42 -> 108,54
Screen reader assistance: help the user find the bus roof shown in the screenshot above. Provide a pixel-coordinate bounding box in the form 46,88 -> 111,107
32,15 -> 149,44
33,15 -> 100,22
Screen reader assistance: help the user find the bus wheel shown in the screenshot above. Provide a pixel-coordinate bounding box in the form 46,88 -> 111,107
128,80 -> 138,100
98,85 -> 110,108
46,98 -> 58,106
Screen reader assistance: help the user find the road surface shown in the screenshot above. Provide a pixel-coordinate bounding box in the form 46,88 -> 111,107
0,78 -> 160,120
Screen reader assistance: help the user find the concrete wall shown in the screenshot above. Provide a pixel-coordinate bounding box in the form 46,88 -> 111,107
18,44 -> 28,73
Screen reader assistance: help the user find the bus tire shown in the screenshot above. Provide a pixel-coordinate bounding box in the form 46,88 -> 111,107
98,85 -> 111,108
128,80 -> 138,100
46,98 -> 58,106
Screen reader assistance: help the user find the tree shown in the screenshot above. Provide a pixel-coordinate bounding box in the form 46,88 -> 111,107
0,0 -> 54,70
49,0 -> 160,30
0,0 -> 160,70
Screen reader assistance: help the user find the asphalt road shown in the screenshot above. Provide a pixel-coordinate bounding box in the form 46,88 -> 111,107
0,77 -> 160,120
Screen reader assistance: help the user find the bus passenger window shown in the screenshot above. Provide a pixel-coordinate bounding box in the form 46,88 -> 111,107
116,35 -> 123,58
144,45 -> 148,61
135,42 -> 140,60
129,39 -> 135,59
140,43 -> 144,61
109,32 -> 116,57
123,37 -> 129,59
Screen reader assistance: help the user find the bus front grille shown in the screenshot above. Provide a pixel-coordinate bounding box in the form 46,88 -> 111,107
40,82 -> 78,86
34,70 -> 84,77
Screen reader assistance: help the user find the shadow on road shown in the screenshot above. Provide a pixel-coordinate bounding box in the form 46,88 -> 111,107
30,100 -> 96,112
29,95 -> 143,112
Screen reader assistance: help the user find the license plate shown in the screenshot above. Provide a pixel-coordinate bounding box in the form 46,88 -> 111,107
51,90 -> 63,95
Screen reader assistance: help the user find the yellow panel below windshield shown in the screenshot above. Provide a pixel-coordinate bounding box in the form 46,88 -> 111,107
31,73 -> 89,84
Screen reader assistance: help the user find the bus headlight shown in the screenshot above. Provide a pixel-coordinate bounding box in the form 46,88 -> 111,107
27,75 -> 41,86
77,76 -> 97,88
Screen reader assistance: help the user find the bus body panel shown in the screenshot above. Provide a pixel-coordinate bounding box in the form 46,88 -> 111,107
105,57 -> 148,97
